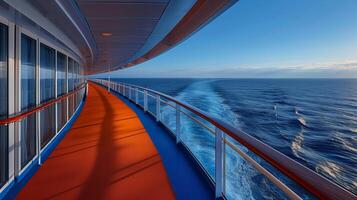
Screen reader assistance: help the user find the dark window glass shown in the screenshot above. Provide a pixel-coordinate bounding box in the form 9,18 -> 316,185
57,100 -> 67,131
40,44 -> 55,147
0,23 -> 8,187
57,52 -> 67,130
68,96 -> 74,118
68,58 -> 74,92
20,34 -> 37,168
68,58 -> 74,118
75,61 -> 79,88
57,52 -> 66,96
40,44 -> 55,102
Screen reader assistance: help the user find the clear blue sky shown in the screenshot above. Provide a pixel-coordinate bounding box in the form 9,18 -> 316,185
96,0 -> 357,78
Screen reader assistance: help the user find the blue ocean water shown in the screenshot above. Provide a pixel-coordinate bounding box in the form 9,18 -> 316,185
112,78 -> 357,199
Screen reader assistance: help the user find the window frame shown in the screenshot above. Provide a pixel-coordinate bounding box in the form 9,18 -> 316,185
0,17 -> 9,191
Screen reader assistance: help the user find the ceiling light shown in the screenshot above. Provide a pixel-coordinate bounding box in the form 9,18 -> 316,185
101,32 -> 112,37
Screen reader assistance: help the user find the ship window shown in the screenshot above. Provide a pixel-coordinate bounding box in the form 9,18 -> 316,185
68,58 -> 74,117
57,52 -> 66,96
40,43 -> 55,147
68,57 -> 74,92
74,61 -> 79,108
75,61 -> 79,88
20,33 -> 37,168
57,52 -> 67,130
0,22 -> 8,187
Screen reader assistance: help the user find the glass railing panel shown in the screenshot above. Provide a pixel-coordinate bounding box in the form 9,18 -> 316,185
0,124 -> 8,187
147,93 -> 156,116
179,107 -> 216,179
20,113 -> 36,168
159,99 -> 177,134
138,90 -> 145,108
57,99 -> 67,131
68,95 -> 74,118
224,134 -> 314,200
40,104 -> 56,148
73,93 -> 77,110
128,87 -> 134,101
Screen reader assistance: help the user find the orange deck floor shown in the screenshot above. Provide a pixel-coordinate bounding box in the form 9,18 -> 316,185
16,83 -> 175,200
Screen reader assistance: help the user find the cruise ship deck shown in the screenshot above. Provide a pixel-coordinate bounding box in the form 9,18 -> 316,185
0,1 -> 356,199
16,82 -> 175,199
14,82 -> 212,200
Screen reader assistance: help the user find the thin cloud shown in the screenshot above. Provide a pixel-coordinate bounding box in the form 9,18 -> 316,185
93,60 -> 357,78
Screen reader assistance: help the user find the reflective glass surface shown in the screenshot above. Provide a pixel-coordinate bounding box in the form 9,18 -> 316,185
0,23 -> 8,187
57,52 -> 66,96
57,52 -> 67,131
68,58 -> 74,92
20,34 -> 37,168
68,58 -> 74,117
40,43 -> 55,147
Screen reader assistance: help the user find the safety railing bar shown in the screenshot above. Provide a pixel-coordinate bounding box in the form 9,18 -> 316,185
0,82 -> 87,125
137,103 -> 144,109
93,80 -> 356,200
159,98 -> 176,109
159,99 -> 214,134
225,139 -> 302,200
147,110 -> 155,117
179,108 -> 215,135
147,93 -> 156,99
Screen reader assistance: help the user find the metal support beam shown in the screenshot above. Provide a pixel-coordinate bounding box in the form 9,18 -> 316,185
215,127 -> 225,199
135,88 -> 138,104
144,90 -> 148,112
107,71 -> 110,93
156,95 -> 160,122
129,86 -> 132,100
176,104 -> 181,144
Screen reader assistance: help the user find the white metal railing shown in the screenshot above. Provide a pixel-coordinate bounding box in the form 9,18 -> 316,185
92,79 -> 356,200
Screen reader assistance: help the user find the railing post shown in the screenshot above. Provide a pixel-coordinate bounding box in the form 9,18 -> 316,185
107,79 -> 110,93
156,95 -> 160,122
129,86 -> 132,100
135,88 -> 139,104
144,90 -> 148,112
215,127 -> 225,199
176,104 -> 181,144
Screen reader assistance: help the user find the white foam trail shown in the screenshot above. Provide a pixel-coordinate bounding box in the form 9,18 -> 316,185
316,161 -> 341,178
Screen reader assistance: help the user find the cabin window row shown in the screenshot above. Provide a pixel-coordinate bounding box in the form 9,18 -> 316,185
0,22 -> 86,189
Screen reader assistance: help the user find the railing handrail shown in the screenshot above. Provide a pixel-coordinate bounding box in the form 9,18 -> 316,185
94,79 -> 356,200
0,82 -> 87,125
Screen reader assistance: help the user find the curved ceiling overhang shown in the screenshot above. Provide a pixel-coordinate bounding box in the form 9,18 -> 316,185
119,0 -> 236,68
76,0 -> 239,75
123,0 -> 239,70
3,0 -> 239,75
